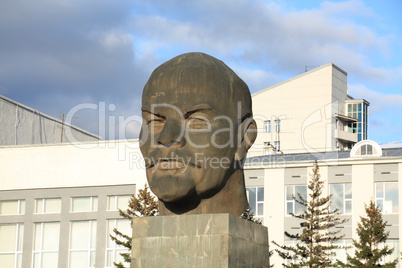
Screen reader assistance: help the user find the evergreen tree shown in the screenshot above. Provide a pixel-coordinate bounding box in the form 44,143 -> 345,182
337,200 -> 397,267
274,161 -> 347,267
110,185 -> 158,268
241,207 -> 263,225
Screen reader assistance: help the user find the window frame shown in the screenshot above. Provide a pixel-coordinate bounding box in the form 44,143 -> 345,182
329,183 -> 352,215
285,185 -> 307,216
275,119 -> 280,133
32,222 -> 60,268
274,141 -> 280,151
105,219 -> 131,268
0,223 -> 24,268
107,195 -> 131,211
264,120 -> 271,133
375,182 -> 399,214
69,220 -> 97,268
34,198 -> 62,214
0,200 -> 25,215
70,196 -> 98,212
246,187 -> 264,217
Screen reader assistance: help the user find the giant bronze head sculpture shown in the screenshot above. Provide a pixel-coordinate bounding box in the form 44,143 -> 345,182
139,52 -> 257,215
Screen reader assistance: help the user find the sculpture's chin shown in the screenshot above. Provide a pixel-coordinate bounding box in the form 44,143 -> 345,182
149,174 -> 196,203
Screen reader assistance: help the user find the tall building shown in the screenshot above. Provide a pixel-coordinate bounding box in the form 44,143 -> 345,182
250,64 -> 369,156
0,95 -> 100,145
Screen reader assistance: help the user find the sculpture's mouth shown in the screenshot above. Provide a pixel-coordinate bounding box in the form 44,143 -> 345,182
144,157 -> 202,170
157,159 -> 186,170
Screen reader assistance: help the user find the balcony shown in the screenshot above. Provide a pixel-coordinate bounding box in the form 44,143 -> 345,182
335,113 -> 357,123
336,130 -> 357,143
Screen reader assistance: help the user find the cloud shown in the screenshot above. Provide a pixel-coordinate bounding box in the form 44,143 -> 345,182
349,84 -> 402,113
0,0 -> 153,137
130,0 -> 392,79
349,84 -> 402,143
0,0 -> 400,140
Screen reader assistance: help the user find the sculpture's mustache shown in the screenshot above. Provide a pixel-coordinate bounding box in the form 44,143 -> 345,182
144,150 -> 202,169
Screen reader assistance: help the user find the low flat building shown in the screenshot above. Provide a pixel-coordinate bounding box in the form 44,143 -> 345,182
244,140 -> 402,266
0,95 -> 100,145
0,140 -> 146,268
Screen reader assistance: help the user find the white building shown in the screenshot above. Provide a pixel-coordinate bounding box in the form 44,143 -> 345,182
244,140 -> 402,266
2,139 -> 401,267
0,95 -> 100,145
0,140 -> 147,268
250,64 -> 369,156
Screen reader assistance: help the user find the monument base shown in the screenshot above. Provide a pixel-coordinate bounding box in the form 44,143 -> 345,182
131,213 -> 270,268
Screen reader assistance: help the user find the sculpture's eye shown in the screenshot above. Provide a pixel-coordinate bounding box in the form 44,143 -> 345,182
187,116 -> 210,129
147,117 -> 164,130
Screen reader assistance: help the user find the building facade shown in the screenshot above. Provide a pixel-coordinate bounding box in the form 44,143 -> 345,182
249,63 -> 369,156
244,140 -> 402,266
2,139 -> 401,267
0,140 -> 147,268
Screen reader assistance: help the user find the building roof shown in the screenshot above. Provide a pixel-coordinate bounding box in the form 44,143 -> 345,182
381,142 -> 402,149
245,147 -> 402,165
0,94 -> 100,140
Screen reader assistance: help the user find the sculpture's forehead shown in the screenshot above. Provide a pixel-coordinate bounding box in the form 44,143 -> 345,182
142,78 -> 232,110
142,87 -> 221,115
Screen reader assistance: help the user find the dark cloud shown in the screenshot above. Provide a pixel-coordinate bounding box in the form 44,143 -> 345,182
0,0 -> 150,138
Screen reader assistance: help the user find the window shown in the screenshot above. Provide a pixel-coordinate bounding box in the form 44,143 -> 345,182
275,119 -> 280,132
330,184 -> 352,214
264,120 -> 270,133
347,102 -> 368,142
286,185 -> 307,216
33,222 -> 60,268
375,182 -> 399,213
69,221 -> 97,268
35,198 -> 61,214
106,219 -> 131,267
380,239 -> 399,265
246,187 -> 264,217
274,141 -> 280,151
284,240 -> 302,265
107,195 -> 131,211
351,140 -> 382,158
0,223 -> 24,268
348,122 -> 357,133
71,197 -> 98,212
360,144 -> 373,155
0,200 -> 25,215
331,240 -> 353,263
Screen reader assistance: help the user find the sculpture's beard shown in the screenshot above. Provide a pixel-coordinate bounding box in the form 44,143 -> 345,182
142,146 -> 237,208
147,169 -> 198,203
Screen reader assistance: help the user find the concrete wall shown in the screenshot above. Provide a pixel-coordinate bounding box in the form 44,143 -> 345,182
0,139 -> 147,192
0,95 -> 99,146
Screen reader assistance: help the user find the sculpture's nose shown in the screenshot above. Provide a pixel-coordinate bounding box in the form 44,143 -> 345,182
157,118 -> 186,147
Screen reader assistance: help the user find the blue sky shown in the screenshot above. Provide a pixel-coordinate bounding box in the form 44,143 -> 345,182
0,0 -> 401,144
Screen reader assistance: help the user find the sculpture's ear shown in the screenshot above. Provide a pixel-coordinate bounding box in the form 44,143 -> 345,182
235,118 -> 257,161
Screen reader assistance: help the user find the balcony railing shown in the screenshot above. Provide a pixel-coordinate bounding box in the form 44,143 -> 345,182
335,130 -> 357,143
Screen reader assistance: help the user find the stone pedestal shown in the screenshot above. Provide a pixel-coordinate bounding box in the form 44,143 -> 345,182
131,213 -> 270,268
